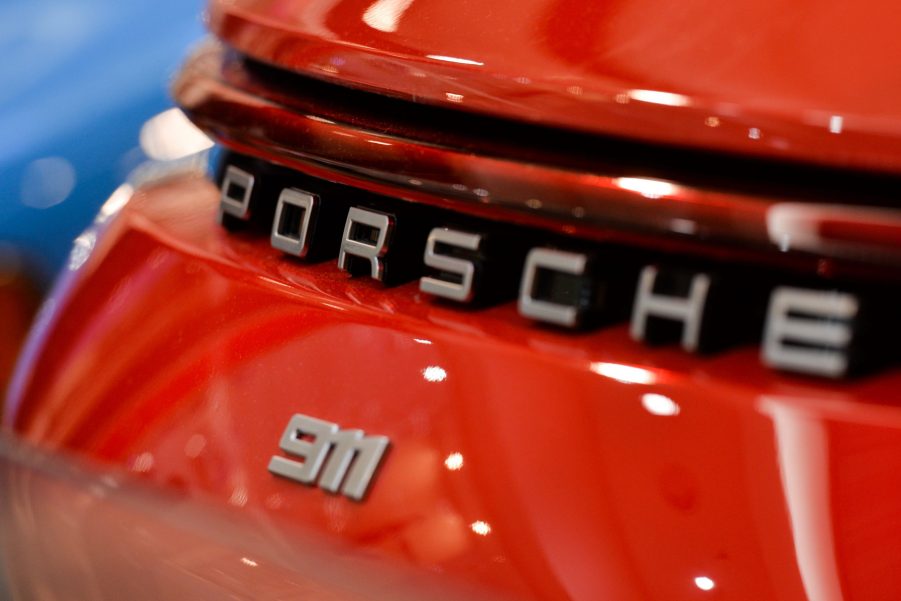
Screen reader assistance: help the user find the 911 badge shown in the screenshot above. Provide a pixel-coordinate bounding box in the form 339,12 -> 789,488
269,414 -> 390,501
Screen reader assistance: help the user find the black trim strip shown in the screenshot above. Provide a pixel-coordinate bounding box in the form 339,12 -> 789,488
242,54 -> 901,208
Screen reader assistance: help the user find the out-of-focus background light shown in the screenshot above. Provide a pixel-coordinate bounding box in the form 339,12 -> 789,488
0,0 -> 204,284
0,0 -> 204,397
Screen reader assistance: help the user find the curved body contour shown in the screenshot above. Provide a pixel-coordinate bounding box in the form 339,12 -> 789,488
5,0 -> 901,599
211,0 -> 901,172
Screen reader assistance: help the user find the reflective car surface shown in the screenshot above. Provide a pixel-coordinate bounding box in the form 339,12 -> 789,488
3,1 -> 901,600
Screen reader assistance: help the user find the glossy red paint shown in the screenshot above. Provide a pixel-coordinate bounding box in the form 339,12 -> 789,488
174,44 -> 901,279
0,434 -> 504,601
210,0 -> 901,173
7,173 -> 901,600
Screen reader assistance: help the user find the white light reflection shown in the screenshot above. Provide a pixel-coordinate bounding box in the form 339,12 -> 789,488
241,557 -> 258,567
762,399 -> 844,601
590,362 -> 656,385
765,202 -> 901,259
669,218 -> 697,235
427,55 -> 484,66
413,338 -> 432,345
694,576 -> 715,591
628,89 -> 690,107
749,128 -> 761,140
615,177 -> 677,199
131,452 -> 154,473
265,494 -> 284,510
139,108 -> 213,161
229,486 -> 249,507
641,393 -> 680,416
423,366 -> 447,382
321,302 -> 348,312
445,92 -> 464,103
96,183 -> 134,224
367,139 -> 393,146
444,452 -> 464,471
67,230 -> 96,272
362,0 -> 415,32
470,521 -> 491,536
829,115 -> 843,134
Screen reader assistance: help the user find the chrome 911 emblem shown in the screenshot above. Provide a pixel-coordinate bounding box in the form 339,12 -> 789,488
269,414 -> 390,501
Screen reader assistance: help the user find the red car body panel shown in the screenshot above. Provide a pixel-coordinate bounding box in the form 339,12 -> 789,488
6,175 -> 901,600
211,0 -> 901,172
5,0 -> 901,600
172,43 -> 901,276
0,434 -> 506,601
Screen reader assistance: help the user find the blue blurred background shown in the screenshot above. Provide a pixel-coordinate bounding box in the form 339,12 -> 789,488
0,0 -> 205,285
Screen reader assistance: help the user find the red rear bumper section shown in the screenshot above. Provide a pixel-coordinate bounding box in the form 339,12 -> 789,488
5,171 -> 901,600
6,4 -> 901,600
0,433 -> 503,601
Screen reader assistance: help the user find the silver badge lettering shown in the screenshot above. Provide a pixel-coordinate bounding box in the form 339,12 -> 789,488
630,266 -> 711,352
271,188 -> 318,257
269,414 -> 389,500
219,165 -> 255,220
338,207 -> 394,281
762,287 -> 858,378
519,248 -> 589,327
420,228 -> 482,302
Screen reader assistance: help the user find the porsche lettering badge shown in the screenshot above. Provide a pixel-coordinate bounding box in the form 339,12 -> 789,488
220,158 -> 886,380
268,414 -> 389,501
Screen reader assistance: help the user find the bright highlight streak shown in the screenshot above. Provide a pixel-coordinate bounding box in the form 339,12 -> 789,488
427,54 -> 484,66
241,557 -> 258,567
628,89 -> 690,107
362,0 -> 415,32
829,115 -> 843,134
615,177 -> 678,199
97,184 -> 134,223
67,231 -> 97,272
423,366 -> 447,382
140,108 -> 213,161
694,576 -> 715,591
131,452 -> 154,473
590,362 -> 656,385
470,521 -> 491,536
444,452 -> 464,471
641,393 -> 680,416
